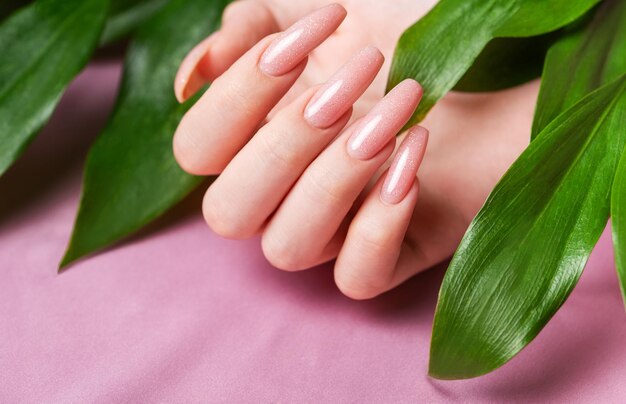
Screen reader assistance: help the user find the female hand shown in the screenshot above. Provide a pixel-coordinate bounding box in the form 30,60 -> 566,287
173,1 -> 536,299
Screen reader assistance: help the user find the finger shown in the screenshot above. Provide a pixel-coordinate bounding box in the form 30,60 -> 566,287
173,4 -> 347,175
202,91 -> 352,239
175,1 -> 279,102
261,80 -> 423,271
202,47 -> 384,238
334,126 -> 429,300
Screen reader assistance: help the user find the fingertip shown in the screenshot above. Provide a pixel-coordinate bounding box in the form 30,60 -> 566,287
321,3 -> 348,28
174,1 -> 280,103
407,125 -> 429,149
362,45 -> 386,84
327,2 -> 348,17
397,78 -> 423,93
363,45 -> 385,67
175,33 -> 217,103
394,79 -> 423,107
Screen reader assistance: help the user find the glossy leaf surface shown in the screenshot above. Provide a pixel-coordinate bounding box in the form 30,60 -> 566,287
612,149 -> 626,309
387,0 -> 520,124
532,0 -> 626,137
430,75 -> 626,379
453,34 -> 552,92
100,0 -> 168,45
388,0 -> 599,124
495,0 -> 600,37
0,0 -> 108,176
61,0 -> 229,267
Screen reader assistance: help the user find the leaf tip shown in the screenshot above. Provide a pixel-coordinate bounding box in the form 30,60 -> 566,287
428,337 -> 500,380
427,358 -> 494,381
58,253 -> 76,273
58,242 -> 87,273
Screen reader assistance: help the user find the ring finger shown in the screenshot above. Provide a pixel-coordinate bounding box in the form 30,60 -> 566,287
261,79 -> 423,270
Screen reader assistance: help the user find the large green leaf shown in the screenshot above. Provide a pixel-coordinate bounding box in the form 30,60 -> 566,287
61,0 -> 229,268
612,149 -> 626,309
532,0 -> 626,137
495,0 -> 601,37
530,0 -> 626,307
429,75 -> 626,380
0,0 -> 109,176
100,0 -> 168,45
388,0 -> 599,124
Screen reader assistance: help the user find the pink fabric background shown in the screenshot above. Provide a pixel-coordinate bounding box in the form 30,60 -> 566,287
1,62 -> 625,403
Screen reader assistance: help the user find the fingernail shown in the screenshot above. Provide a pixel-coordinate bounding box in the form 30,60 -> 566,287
259,3 -> 346,77
304,46 -> 384,128
175,33 -> 218,103
381,126 -> 428,204
347,79 -> 422,160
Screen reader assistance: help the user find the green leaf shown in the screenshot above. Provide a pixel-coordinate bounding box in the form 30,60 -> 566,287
453,34 -> 553,92
100,0 -> 168,45
388,0 -> 599,124
387,0 -> 520,124
60,0 -> 229,268
532,0 -> 626,137
495,0 -> 601,37
612,148 -> 626,309
429,75 -> 626,380
0,0 -> 109,176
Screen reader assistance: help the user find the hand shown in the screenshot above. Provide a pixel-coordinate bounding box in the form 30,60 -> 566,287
173,1 -> 536,299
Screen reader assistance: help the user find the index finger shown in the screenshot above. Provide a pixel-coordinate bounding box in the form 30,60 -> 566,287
173,4 -> 347,175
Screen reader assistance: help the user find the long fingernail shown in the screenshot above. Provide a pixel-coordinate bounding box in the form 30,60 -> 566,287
347,79 -> 422,160
381,126 -> 428,205
259,3 -> 346,77
304,46 -> 384,128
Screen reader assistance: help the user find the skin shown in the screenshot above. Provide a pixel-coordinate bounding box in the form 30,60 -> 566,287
173,0 -> 538,299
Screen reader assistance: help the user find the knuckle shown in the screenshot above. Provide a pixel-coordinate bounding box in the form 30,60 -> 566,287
257,130 -> 300,170
261,233 -> 305,271
202,196 -> 253,239
352,217 -> 394,253
173,121 -> 225,175
221,78 -> 256,117
302,166 -> 344,205
335,270 -> 386,300
173,131 -> 202,175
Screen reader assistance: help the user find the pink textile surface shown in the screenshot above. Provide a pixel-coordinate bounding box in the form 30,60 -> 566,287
1,61 -> 626,403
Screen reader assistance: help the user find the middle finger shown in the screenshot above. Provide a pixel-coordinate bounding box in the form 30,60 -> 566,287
203,46 -> 384,238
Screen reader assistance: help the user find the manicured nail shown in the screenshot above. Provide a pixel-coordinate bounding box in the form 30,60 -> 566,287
304,46 -> 384,128
347,79 -> 422,160
174,33 -> 218,103
259,4 -> 346,77
381,126 -> 428,205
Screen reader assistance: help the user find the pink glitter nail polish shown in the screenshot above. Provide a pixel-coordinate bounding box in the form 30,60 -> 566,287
259,4 -> 346,77
380,126 -> 428,205
347,79 -> 422,160
304,46 -> 384,128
